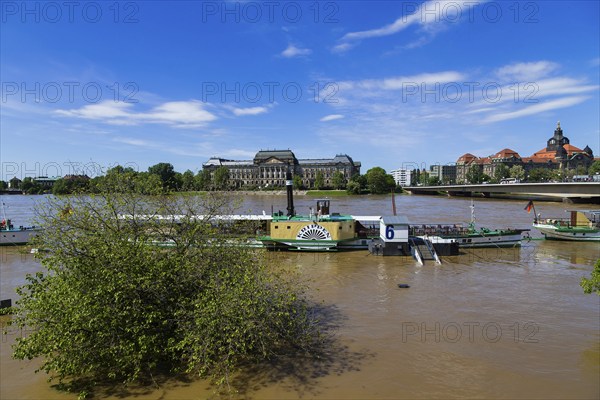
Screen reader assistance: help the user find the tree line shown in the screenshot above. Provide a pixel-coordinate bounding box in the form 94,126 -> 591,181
1,163 -> 400,195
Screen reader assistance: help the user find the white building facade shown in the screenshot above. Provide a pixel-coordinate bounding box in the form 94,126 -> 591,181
390,168 -> 412,187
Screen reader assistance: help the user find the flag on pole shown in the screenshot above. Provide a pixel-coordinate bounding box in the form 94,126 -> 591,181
524,200 -> 534,213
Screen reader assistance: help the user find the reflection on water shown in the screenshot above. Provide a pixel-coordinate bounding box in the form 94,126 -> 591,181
1,194 -> 599,399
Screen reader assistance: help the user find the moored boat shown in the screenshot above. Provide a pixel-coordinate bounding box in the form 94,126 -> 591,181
411,201 -> 527,248
410,223 -> 527,248
0,219 -> 39,246
533,210 -> 600,241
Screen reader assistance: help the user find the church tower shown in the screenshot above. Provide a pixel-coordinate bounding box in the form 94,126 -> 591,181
546,121 -> 570,152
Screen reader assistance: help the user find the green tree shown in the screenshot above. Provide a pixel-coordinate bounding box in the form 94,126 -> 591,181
418,170 -> 429,185
0,180 -> 7,190
428,176 -> 441,186
292,174 -> 303,190
366,167 -> 394,194
527,168 -> 554,182
12,189 -> 324,395
589,160 -> 600,175
509,165 -> 525,181
493,164 -> 510,183
465,165 -> 483,184
213,166 -> 230,190
9,177 -> 21,189
314,171 -> 325,190
195,169 -> 212,191
346,180 -> 361,195
581,259 -> 600,295
51,178 -> 69,195
148,162 -> 177,191
332,171 -> 346,190
181,169 -> 195,191
350,174 -> 367,192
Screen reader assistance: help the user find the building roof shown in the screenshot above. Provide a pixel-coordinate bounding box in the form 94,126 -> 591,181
254,150 -> 297,164
457,153 -> 478,163
531,143 -> 584,158
492,148 -> 521,159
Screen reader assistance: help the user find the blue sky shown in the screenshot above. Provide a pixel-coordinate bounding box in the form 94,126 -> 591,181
1,0 -> 599,179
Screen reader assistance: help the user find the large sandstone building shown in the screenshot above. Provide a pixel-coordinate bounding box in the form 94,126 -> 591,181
456,122 -> 595,183
203,150 -> 361,189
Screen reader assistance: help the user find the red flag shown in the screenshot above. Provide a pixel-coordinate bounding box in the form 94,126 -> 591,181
524,200 -> 533,213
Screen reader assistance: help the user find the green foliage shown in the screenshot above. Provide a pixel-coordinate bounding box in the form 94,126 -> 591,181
465,165 -> 484,184
10,177 -> 21,189
332,171 -> 346,190
0,180 -> 7,190
493,164 -> 510,182
195,169 -> 212,191
418,170 -> 429,186
90,166 -> 164,195
581,259 -> 600,295
0,306 -> 15,315
427,176 -> 440,186
589,160 -> 600,175
366,167 -> 395,194
180,170 -> 196,191
527,168 -> 556,182
12,188 -> 323,393
346,180 -> 361,195
148,162 -> 178,191
509,165 -> 525,180
213,166 -> 230,190
292,175 -> 303,190
52,176 -> 90,195
314,171 -> 325,190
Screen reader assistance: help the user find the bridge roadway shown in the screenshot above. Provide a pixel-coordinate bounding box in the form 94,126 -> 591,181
404,182 -> 600,203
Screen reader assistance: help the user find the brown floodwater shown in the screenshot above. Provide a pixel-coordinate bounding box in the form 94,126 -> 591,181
1,194 -> 599,399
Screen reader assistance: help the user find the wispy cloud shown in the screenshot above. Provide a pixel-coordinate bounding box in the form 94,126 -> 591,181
495,61 -> 559,82
56,100 -> 217,128
335,0 -> 486,52
320,114 -> 344,122
281,44 -> 312,58
482,96 -> 590,123
231,106 -> 269,116
340,71 -> 467,91
322,61 -> 597,147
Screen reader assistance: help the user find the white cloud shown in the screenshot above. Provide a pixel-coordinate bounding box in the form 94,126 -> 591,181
56,100 -> 217,128
320,114 -> 344,122
281,44 -> 312,58
482,96 -> 589,123
339,71 -> 467,92
232,106 -> 269,116
495,61 -> 559,82
335,0 -> 486,52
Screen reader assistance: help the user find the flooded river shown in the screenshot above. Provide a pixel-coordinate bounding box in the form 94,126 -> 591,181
1,194 -> 599,399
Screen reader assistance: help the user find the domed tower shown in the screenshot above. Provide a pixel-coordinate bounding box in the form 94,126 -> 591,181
546,121 -> 570,152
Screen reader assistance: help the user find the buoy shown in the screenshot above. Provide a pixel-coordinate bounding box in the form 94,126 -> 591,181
397,284 -> 410,289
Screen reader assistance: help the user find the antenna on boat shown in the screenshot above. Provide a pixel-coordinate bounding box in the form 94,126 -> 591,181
1,199 -> 7,223
469,199 -> 476,229
391,190 -> 397,216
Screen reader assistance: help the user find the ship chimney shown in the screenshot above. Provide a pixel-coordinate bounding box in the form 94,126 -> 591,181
286,171 -> 295,217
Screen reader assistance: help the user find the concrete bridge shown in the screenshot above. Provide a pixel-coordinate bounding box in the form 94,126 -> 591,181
404,182 -> 600,203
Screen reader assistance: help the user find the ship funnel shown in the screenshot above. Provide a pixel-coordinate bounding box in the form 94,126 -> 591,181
286,172 -> 295,217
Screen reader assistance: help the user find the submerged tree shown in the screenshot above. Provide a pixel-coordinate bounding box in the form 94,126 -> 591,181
12,186 -> 325,396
